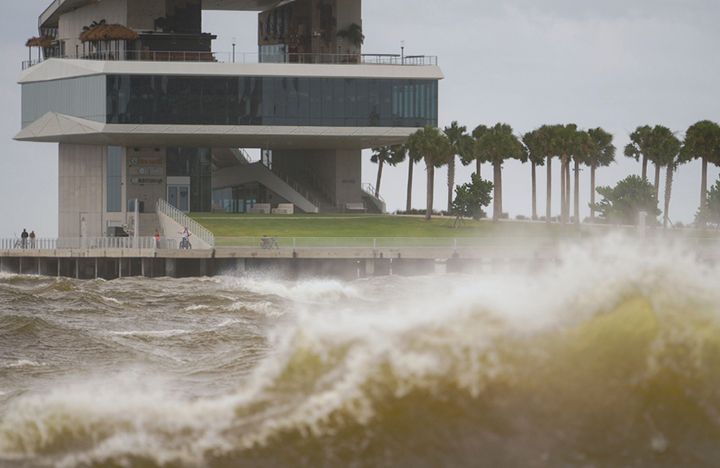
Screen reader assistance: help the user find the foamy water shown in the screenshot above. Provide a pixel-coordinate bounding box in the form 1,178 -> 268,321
2,238 -> 720,467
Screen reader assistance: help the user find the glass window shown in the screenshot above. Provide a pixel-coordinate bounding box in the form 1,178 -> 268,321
107,75 -> 439,128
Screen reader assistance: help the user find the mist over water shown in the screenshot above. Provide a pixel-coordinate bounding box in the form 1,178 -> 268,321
2,239 -> 720,467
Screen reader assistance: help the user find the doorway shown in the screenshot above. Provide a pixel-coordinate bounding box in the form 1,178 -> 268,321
168,186 -> 190,212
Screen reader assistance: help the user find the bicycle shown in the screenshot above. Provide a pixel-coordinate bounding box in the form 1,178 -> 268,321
179,237 -> 192,249
261,237 -> 279,249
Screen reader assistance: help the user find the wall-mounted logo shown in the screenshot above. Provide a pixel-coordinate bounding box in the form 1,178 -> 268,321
137,167 -> 162,175
131,177 -> 163,185
130,157 -> 163,166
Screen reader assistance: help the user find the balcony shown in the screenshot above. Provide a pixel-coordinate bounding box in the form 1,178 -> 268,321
21,51 -> 438,70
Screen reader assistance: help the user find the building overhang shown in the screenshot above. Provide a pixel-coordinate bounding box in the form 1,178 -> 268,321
15,112 -> 419,149
40,0 -> 313,30
19,58 -> 444,84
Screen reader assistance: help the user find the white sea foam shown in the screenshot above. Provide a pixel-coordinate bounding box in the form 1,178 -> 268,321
228,300 -> 283,316
2,237 -> 720,467
108,329 -> 191,338
185,304 -> 210,311
2,360 -> 47,369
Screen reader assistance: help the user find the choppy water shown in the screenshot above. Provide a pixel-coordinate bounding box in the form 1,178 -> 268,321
2,239 -> 720,467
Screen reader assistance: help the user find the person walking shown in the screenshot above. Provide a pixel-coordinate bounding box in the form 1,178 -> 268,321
20,229 -> 28,249
29,230 -> 36,248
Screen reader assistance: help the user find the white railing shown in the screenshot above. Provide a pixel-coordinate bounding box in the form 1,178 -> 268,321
213,237 -> 720,249
0,237 -> 175,250
156,199 -> 215,248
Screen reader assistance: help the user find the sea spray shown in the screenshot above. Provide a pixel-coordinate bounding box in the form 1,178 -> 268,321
2,238 -> 720,467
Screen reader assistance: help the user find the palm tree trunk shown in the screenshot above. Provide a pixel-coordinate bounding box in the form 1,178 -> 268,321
476,158 -> 481,178
425,157 -> 434,221
447,155 -> 455,213
406,159 -> 414,212
531,161 -> 537,220
574,160 -> 580,227
642,155 -> 648,180
375,160 -> 384,198
546,156 -> 552,224
663,163 -> 674,232
654,164 -> 661,200
565,161 -> 571,222
560,156 -> 566,225
701,156 -> 708,231
590,165 -> 596,219
493,159 -> 502,222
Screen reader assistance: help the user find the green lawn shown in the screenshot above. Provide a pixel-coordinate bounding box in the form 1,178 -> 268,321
187,213 -> 708,239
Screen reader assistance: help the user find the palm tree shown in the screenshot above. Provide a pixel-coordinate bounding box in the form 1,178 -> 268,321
443,121 -> 474,212
405,147 -> 423,212
624,125 -> 653,180
370,145 -> 406,198
475,123 -> 527,222
572,130 -> 590,227
406,126 -> 451,221
466,124 -> 489,178
680,120 -> 720,229
586,128 -> 616,220
642,126 -> 680,201
532,125 -> 562,225
522,129 -> 546,220
555,124 -> 584,226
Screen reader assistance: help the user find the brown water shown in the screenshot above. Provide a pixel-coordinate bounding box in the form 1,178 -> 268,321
2,240 -> 720,467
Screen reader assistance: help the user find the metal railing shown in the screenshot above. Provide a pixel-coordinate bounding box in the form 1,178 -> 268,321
22,51 -> 438,70
0,237 -> 175,250
157,199 -> 215,248
261,163 -> 321,209
212,236 -> 720,249
361,183 -> 385,203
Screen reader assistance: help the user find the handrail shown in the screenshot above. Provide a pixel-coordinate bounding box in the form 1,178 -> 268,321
0,237 -> 174,250
209,237 -> 720,248
307,167 -> 339,207
22,51 -> 439,70
361,183 -> 385,203
156,199 -> 215,248
259,161 -> 321,208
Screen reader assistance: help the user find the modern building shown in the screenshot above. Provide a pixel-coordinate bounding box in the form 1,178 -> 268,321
16,0 -> 442,238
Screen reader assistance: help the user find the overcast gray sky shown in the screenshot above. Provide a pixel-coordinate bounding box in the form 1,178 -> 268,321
1,1 -> 719,238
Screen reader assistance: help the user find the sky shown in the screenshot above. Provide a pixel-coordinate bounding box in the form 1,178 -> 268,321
1,0 -> 719,238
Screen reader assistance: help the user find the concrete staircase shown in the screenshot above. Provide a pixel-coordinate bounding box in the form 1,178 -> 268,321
138,213 -> 162,236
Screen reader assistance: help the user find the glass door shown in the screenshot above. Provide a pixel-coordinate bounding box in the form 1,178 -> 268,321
168,186 -> 190,213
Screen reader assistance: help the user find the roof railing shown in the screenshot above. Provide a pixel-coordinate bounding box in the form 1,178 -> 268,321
22,51 -> 438,70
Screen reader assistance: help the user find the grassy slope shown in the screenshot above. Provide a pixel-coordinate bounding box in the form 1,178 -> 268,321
187,213 -> 691,238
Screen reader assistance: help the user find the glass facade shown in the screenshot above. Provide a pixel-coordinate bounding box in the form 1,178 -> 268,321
212,184 -> 267,213
106,75 -> 437,128
167,147 -> 212,212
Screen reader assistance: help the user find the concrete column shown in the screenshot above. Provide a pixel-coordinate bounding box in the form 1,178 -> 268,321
118,259 -> 123,278
0,257 -> 4,273
434,259 -> 447,275
141,258 -> 146,278
19,258 -> 23,275
365,258 -> 374,277
95,258 -> 98,279
236,258 -> 246,274
75,259 -> 79,279
58,259 -> 61,277
166,258 -> 176,278
37,258 -> 41,276
199,259 -> 207,277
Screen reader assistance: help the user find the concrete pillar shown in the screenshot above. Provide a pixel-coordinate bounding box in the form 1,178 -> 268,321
141,258 -> 146,278
19,258 -> 23,275
58,259 -> 61,277
118,259 -> 122,278
236,258 -> 246,274
365,258 -> 374,277
166,258 -> 176,278
37,258 -> 41,276
95,258 -> 98,279
0,257 -> 4,272
199,259 -> 207,277
75,259 -> 79,279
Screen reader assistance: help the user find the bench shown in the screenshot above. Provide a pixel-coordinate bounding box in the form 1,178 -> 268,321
344,202 -> 366,213
248,203 -> 271,214
271,203 -> 294,215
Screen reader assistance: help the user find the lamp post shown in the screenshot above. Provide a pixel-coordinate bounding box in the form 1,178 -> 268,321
232,37 -> 236,63
401,40 -> 405,64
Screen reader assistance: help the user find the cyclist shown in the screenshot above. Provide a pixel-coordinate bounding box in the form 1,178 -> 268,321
179,227 -> 192,249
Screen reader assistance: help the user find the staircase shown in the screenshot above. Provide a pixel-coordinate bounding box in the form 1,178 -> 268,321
138,213 -> 161,236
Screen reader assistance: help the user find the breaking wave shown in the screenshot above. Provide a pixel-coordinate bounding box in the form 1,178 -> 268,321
2,239 -> 720,467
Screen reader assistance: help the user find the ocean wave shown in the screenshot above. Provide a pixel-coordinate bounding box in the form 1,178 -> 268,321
1,360 -> 47,369
3,241 -> 720,467
232,278 -> 362,304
